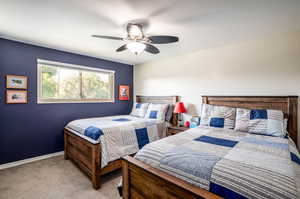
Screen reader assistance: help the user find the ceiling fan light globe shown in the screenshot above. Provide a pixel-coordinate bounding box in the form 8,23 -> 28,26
127,42 -> 146,55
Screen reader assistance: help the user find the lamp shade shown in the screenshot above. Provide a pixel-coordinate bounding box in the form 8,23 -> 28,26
174,102 -> 187,113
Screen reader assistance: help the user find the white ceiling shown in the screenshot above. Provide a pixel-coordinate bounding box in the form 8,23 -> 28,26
1,0 -> 300,65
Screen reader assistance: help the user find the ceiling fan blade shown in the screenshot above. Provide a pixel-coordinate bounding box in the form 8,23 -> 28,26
144,43 -> 160,54
148,36 -> 179,44
92,35 -> 123,41
116,44 -> 127,52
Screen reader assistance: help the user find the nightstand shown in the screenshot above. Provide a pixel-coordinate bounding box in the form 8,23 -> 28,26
167,126 -> 189,136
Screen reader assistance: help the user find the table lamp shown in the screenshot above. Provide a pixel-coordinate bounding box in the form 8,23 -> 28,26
173,102 -> 187,127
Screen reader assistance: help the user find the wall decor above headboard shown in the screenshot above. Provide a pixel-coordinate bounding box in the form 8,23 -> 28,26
202,96 -> 298,146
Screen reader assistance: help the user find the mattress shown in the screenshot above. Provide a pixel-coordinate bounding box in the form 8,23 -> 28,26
135,126 -> 300,199
65,115 -> 167,168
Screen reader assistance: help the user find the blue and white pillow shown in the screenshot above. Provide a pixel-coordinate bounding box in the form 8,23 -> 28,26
200,104 -> 236,129
145,103 -> 169,121
234,108 -> 285,137
130,103 -> 149,118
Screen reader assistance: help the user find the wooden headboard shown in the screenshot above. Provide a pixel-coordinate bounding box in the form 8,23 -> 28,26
136,95 -> 179,126
202,96 -> 298,146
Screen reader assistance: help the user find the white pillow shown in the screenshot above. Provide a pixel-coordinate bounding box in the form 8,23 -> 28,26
145,103 -> 169,121
200,104 -> 236,129
234,108 -> 285,137
130,103 -> 149,118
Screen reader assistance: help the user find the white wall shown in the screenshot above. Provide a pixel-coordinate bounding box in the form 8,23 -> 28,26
134,31 -> 300,144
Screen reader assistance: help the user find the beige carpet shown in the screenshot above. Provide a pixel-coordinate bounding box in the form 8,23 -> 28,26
0,156 -> 122,199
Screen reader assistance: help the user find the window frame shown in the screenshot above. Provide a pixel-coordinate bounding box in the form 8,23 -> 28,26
37,59 -> 115,104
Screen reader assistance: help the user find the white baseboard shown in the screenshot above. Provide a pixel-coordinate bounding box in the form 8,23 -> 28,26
0,151 -> 64,170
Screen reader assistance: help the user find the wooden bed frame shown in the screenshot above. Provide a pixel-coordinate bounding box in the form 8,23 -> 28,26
122,96 -> 298,199
64,95 -> 179,189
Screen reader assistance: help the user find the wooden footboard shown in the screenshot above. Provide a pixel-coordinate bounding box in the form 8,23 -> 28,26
122,156 -> 223,199
64,129 -> 102,189
64,129 -> 122,189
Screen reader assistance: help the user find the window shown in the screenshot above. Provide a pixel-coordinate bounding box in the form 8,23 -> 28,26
37,59 -> 115,103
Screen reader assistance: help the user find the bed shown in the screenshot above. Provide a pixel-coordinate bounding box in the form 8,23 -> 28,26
64,95 -> 179,189
122,96 -> 299,199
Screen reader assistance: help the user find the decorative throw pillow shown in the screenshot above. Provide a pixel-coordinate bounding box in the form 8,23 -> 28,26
234,108 -> 285,137
130,103 -> 149,118
145,103 -> 169,121
283,119 -> 288,136
165,104 -> 173,122
200,104 -> 236,129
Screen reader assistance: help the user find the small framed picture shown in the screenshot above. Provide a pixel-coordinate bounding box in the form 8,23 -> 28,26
6,90 -> 28,104
119,85 -> 130,101
6,75 -> 28,89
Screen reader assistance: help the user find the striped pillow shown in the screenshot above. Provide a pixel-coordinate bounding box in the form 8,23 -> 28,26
145,103 -> 169,121
130,103 -> 149,118
200,104 -> 236,129
234,108 -> 285,137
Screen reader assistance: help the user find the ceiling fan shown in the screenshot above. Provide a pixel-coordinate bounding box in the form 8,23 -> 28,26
92,23 -> 179,55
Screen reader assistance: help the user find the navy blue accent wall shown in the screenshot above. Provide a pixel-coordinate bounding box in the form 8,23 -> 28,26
0,38 -> 133,164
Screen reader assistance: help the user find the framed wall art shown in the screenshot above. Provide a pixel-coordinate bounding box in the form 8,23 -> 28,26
119,85 -> 130,101
6,75 -> 28,89
6,90 -> 28,104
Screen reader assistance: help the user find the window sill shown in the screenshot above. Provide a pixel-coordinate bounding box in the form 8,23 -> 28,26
37,99 -> 115,104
